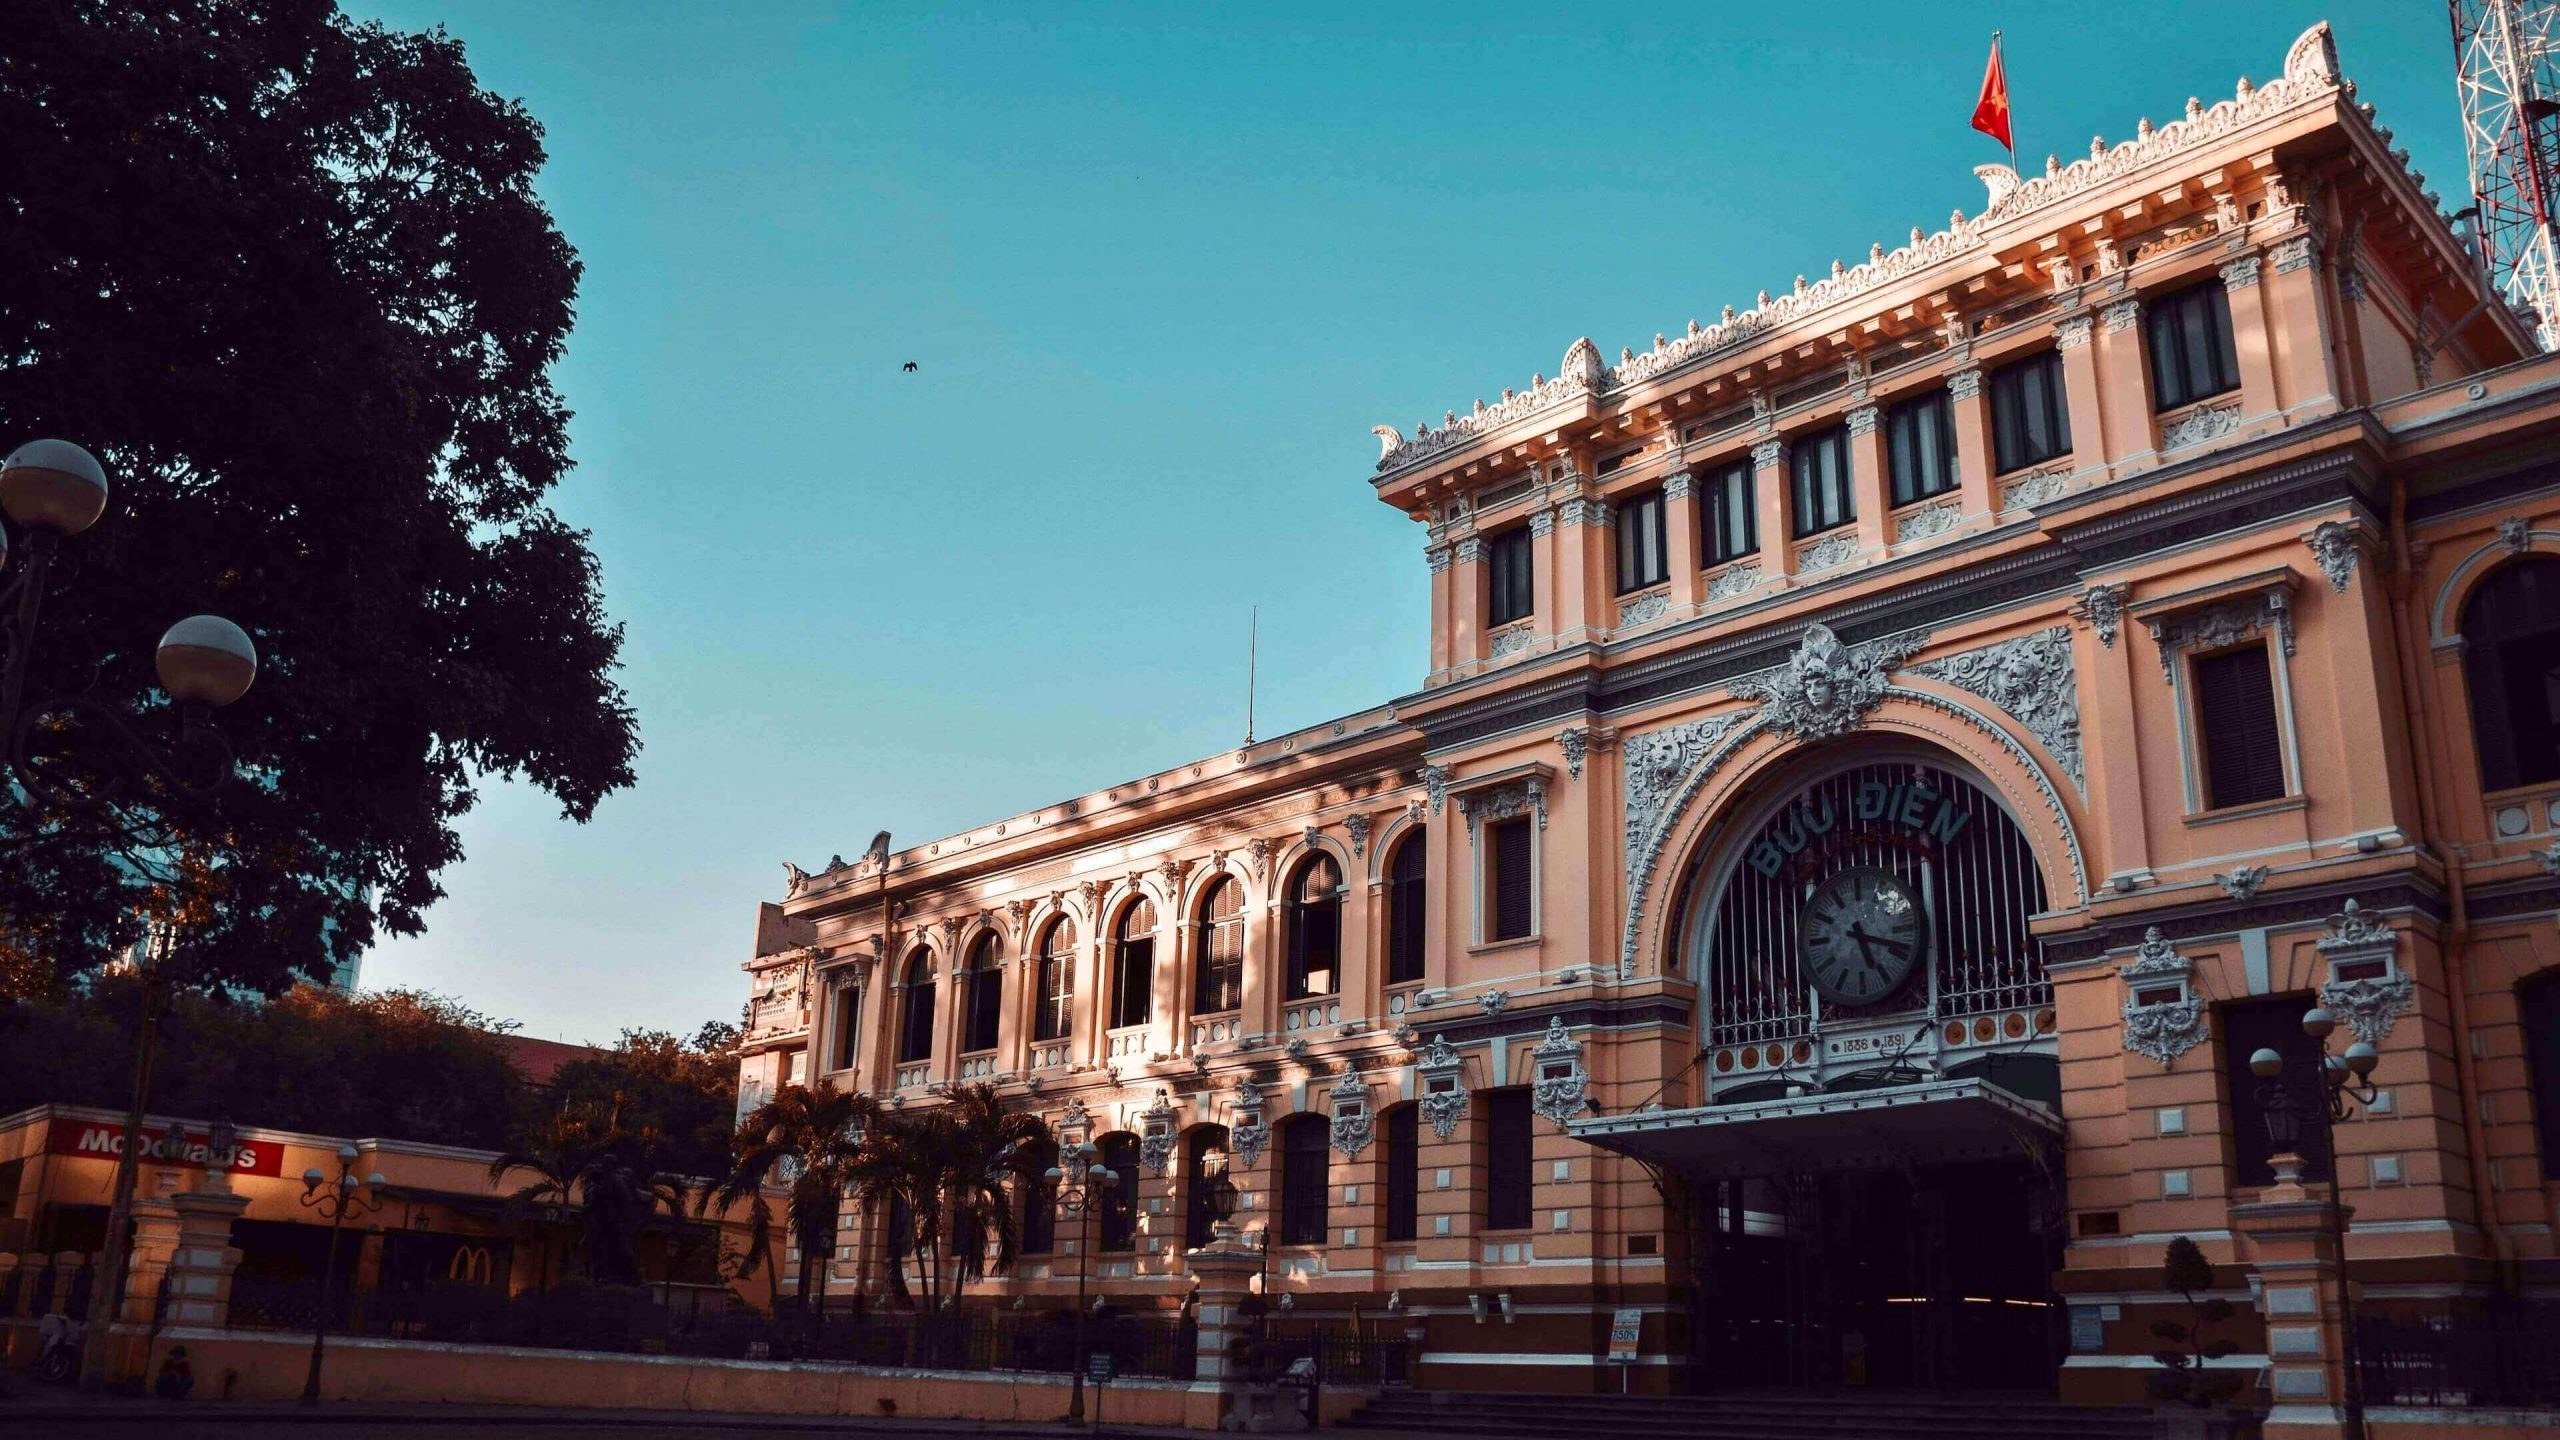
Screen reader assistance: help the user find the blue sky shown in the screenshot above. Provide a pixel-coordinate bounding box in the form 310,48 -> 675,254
338,2 -> 2471,1043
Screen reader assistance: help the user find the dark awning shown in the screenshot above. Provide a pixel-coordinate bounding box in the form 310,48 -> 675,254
1567,1076 -> 2059,1179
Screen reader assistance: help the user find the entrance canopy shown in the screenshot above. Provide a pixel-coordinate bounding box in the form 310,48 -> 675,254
1568,1076 -> 2058,1179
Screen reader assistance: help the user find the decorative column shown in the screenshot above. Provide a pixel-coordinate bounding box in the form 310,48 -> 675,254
1184,1221 -> 1268,1427
2054,314 -> 2107,478
2093,296 -> 2154,476
1076,886 -> 1110,1070
1663,472 -> 1703,611
2232,1152 -> 2356,1440
1552,497 -> 1596,645
2265,228 -> 2339,417
2220,253 -> 2282,429
1528,507 -> 1560,651
1946,367 -> 1997,517
1328,1066 -> 1384,1277
1750,438 -> 1793,580
1450,537 -> 1486,668
1424,543 -> 1454,681
2304,521 -> 2412,844
1846,404 -> 1890,555
2073,583 -> 2152,890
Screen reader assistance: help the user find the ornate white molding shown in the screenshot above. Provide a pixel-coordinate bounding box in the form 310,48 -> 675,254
1617,589 -> 1672,628
2220,255 -> 2263,290
1528,1017 -> 1592,1127
1706,562 -> 1763,601
1848,405 -> 1881,438
1950,368 -> 1984,402
2160,400 -> 2244,451
1751,438 -> 1788,471
1423,764 -> 1450,814
2272,235 -> 2321,274
1138,1089 -> 1179,1176
1425,544 -> 1452,574
2498,515 -> 2531,555
1895,500 -> 1962,544
2215,864 -> 2270,901
1415,1034 -> 1469,1141
2120,928 -> 2208,1066
1489,624 -> 1536,660
2055,315 -> 2093,350
1556,726 -> 1593,780
1229,1076 -> 1268,1169
1736,623 -> 1926,743
2303,519 -> 2369,594
1796,532 -> 1858,574
1528,508 -> 1555,538
2076,583 -> 2129,648
1910,626 -> 2084,794
2145,589 -> 2294,682
1328,1065 -> 1374,1158
2102,298 -> 2144,334
1457,777 -> 1547,834
1344,812 -> 1372,859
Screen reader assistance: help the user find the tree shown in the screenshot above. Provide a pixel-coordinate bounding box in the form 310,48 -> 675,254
706,1080 -> 874,1312
2148,1235 -> 2244,1409
487,1101 -> 691,1290
844,1084 -> 1050,1310
547,1027 -> 738,1181
0,0 -> 635,997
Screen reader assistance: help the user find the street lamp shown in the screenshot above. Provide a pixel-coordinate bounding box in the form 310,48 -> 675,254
2250,1004 -> 2382,1440
297,1143 -> 385,1405
1205,1151 -> 1240,1238
7,440 -> 259,1391
1044,1139 -> 1119,1424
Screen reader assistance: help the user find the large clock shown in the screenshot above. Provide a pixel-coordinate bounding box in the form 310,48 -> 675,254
1797,866 -> 1926,1007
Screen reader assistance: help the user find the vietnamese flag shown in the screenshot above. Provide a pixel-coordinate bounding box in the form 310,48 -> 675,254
1972,34 -> 2013,152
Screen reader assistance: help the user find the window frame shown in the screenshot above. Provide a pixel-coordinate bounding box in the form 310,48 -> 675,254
1033,919 -> 1075,1043
1484,1088 -> 1534,1232
1193,876 -> 1244,1015
1613,487 -> 1670,594
1384,1104 -> 1419,1243
1485,526 -> 1535,627
895,950 -> 936,1065
1385,829 -> 1427,985
1097,1134 -> 1140,1252
1788,424 -> 1855,538
1278,1114 -> 1330,1246
2458,557 -> 2560,792
1482,815 -> 1537,944
960,933 -> 1003,1055
1884,388 -> 1959,508
1110,900 -> 1156,1030
1699,458 -> 1758,567
1285,854 -> 1344,1000
1989,349 -> 2072,474
2191,641 -> 2291,811
2145,280 -> 2243,413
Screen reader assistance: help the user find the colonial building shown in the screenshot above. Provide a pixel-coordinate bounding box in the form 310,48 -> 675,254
739,23 -> 2560,1427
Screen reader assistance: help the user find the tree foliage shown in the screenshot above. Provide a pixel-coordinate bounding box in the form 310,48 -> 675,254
2148,1234 -> 2244,1408
547,1026 -> 739,1181
0,981 -> 530,1148
0,0 -> 635,996
487,1102 -> 691,1290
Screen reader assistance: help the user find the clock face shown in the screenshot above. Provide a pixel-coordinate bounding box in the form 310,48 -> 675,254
1798,866 -> 1926,1007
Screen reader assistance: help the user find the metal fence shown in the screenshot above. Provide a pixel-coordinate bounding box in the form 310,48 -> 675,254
2357,1303 -> 2560,1410
1255,1319 -> 1414,1387
207,1277 -> 1197,1381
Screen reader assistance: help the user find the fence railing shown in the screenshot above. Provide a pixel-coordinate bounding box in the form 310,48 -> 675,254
1254,1320 -> 1414,1387
206,1277 -> 1199,1381
2357,1304 -> 2560,1410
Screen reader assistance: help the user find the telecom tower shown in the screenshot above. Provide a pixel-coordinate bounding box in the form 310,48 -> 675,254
2455,0 -> 2560,349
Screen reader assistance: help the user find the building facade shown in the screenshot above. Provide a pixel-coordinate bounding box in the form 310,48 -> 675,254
739,24 -> 2560,1422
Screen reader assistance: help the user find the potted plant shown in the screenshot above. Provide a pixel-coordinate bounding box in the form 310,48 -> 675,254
2148,1237 -> 2260,1440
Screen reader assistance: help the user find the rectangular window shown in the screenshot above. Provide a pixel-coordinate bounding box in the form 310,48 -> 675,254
1385,1106 -> 1419,1242
1485,1089 -> 1533,1231
1990,350 -> 2072,473
1885,390 -> 1958,507
2221,994 -> 2331,1187
2523,976 -> 2560,1181
2193,644 -> 2287,809
1486,816 -> 1534,942
2146,281 -> 2242,412
829,987 -> 860,1071
1614,489 -> 1669,593
1486,527 -> 1534,626
1111,937 -> 1153,1028
1280,1118 -> 1329,1246
1700,459 -> 1757,566
1099,1136 -> 1140,1251
1788,424 -> 1854,537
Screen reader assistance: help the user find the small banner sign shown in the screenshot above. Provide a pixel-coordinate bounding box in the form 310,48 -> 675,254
1607,1307 -> 1643,1363
1085,1351 -> 1116,1385
44,1118 -> 286,1177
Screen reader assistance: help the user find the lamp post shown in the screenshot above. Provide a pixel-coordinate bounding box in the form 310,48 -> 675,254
296,1143 -> 385,1405
6,441 -> 260,1390
2250,1005 -> 2382,1440
1045,1139 -> 1119,1424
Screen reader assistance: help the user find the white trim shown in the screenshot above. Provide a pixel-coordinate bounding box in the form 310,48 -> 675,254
2063,1353 -> 2268,1369
1418,1351 -> 1679,1367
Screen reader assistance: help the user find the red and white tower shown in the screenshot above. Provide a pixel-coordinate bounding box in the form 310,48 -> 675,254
2455,0 -> 2560,349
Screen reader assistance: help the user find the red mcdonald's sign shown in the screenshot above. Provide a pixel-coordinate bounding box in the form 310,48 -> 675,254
44,1118 -> 287,1178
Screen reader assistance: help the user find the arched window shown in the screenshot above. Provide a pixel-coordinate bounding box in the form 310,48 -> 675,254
1111,900 -> 1157,1030
1286,855 -> 1342,1000
1194,877 -> 1244,1014
896,950 -> 936,1065
1385,830 -> 1427,986
1182,1124 -> 1233,1249
1097,1134 -> 1140,1252
961,933 -> 1002,1054
1278,1114 -> 1330,1245
1034,919 -> 1076,1042
2461,557 -> 2560,790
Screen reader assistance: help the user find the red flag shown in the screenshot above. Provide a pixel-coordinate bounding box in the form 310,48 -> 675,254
1971,35 -> 2013,152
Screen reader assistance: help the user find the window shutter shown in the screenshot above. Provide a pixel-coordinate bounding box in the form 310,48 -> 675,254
1491,818 -> 1534,940
1485,1090 -> 1533,1230
1386,1107 -> 1419,1242
2194,645 -> 2286,808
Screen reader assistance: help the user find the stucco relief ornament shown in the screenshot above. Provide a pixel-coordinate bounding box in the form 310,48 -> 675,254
1706,562 -> 1762,601
2498,515 -> 2532,555
783,861 -> 812,897
1911,626 -> 2083,793
2540,839 -> 2560,877
2316,899 -> 2413,1046
1415,1034 -> 1470,1141
1246,837 -> 1277,882
2159,401 -> 2243,451
1423,764 -> 1451,815
1797,533 -> 1858,574
1328,1066 -> 1374,1158
2001,468 -> 2070,512
1736,624 -> 1925,744
1138,1089 -> 1179,1176
1557,727 -> 1591,780
2120,928 -> 2208,1067
1059,1097 -> 1092,1136
1895,501 -> 1962,544
1479,990 -> 1509,1017
2076,583 -> 2129,648
1617,590 -> 1672,628
1284,1037 -> 1310,1062
1529,1017 -> 1592,1126
2304,520 -> 2365,593
2215,865 -> 2270,901
1344,813 -> 1372,859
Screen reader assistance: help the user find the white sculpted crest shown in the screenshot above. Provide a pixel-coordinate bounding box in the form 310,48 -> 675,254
1735,624 -> 1925,743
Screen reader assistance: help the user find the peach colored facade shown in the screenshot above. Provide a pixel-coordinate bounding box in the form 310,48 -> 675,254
743,25 -> 2560,1433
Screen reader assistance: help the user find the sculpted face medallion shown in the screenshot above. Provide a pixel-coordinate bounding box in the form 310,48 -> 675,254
1798,865 -> 1925,1007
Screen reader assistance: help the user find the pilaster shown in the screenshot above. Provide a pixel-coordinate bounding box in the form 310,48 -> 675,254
2265,228 -> 2340,418
1662,471 -> 1703,612
1425,544 -> 1453,680
2231,1155 -> 2355,1440
2093,296 -> 2155,477
1451,537 -> 1485,668
1946,367 -> 1997,518
2220,252 -> 2283,432
2054,313 -> 2108,478
1846,404 -> 1889,556
1750,438 -> 1793,581
2075,583 -> 2152,889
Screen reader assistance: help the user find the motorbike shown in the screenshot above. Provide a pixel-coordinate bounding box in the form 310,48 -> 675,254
36,1311 -> 85,1382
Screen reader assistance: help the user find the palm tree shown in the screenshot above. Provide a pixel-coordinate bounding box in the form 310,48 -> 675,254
492,1100 -> 694,1292
939,1084 -> 1051,1302
845,1084 -> 1052,1311
486,1108 -> 595,1294
705,1079 -> 875,1312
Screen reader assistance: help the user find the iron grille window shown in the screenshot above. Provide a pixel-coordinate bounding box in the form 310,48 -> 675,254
1990,350 -> 2072,473
1286,855 -> 1342,999
1279,1116 -> 1329,1246
1020,1140 -> 1058,1254
1385,1105 -> 1419,1242
1194,877 -> 1244,1014
1484,1089 -> 1533,1231
961,934 -> 1002,1053
2146,281 -> 2242,411
1033,920 -> 1075,1042
2460,558 -> 2560,790
2193,644 -> 2287,809
1183,1127 -> 1232,1249
896,952 -> 935,1064
2220,994 -> 2331,1186
1385,831 -> 1427,985
1111,901 -> 1156,1029
1098,1135 -> 1140,1251
1614,488 -> 1669,593
1885,389 -> 1958,507
1486,817 -> 1534,941
1789,424 -> 1854,537
1486,527 -> 1534,626
2523,972 -> 2560,1181
1700,458 -> 1758,566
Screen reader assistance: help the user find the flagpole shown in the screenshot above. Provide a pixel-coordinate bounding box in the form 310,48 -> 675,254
1996,30 -> 2017,172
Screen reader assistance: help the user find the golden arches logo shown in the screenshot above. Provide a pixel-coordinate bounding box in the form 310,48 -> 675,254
447,1246 -> 496,1285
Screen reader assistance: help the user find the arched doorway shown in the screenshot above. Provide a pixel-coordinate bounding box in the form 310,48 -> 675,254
1656,746 -> 2066,1394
